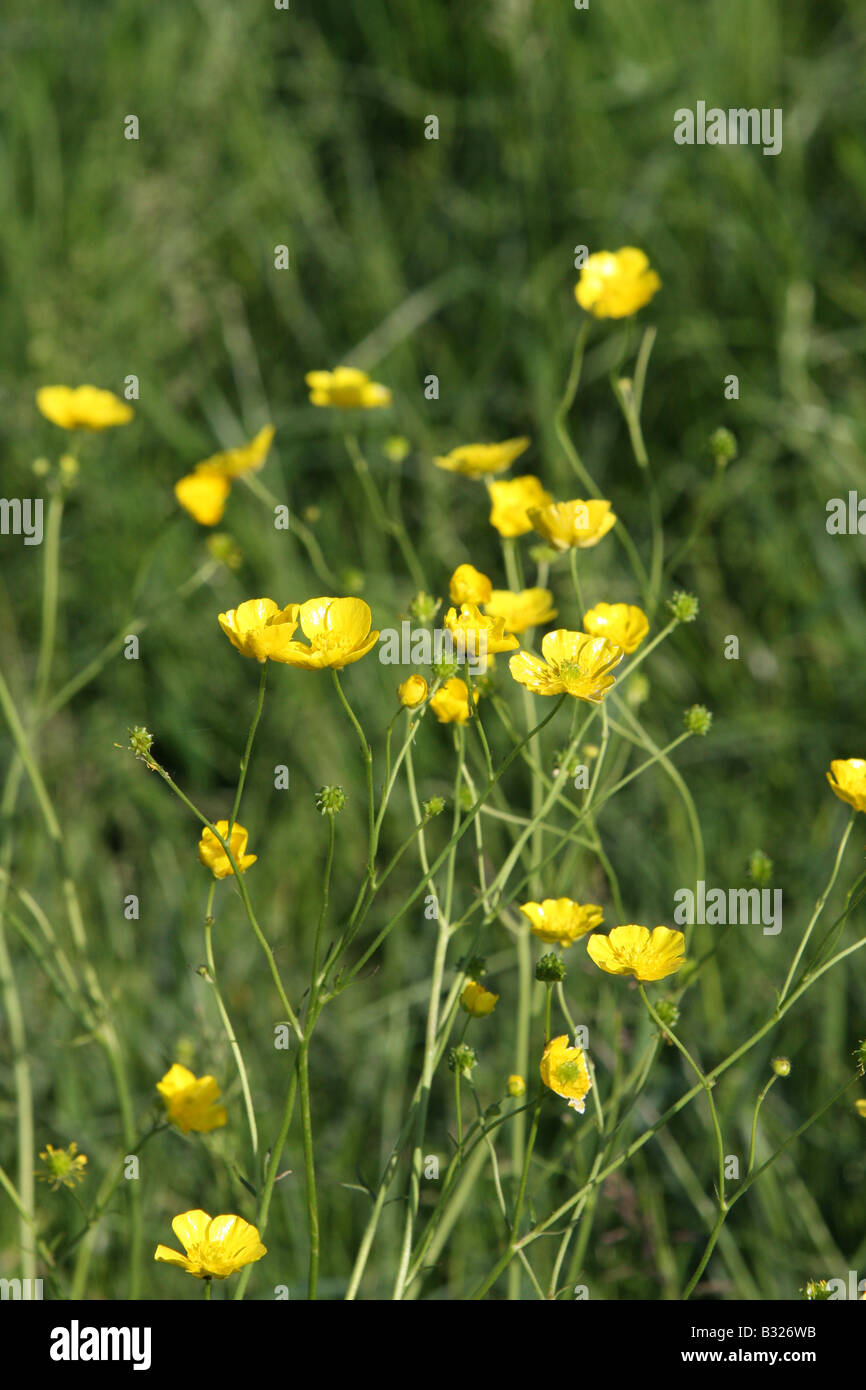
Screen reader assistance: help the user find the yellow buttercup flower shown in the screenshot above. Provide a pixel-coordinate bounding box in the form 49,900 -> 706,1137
485,588 -> 557,634
460,980 -> 499,1017
488,475 -> 553,537
509,630 -> 623,701
826,759 -> 866,814
175,429 -> 274,526
582,602 -> 649,655
398,674 -> 428,707
855,1099 -> 866,1117
198,821 -> 258,879
519,898 -> 603,947
36,1141 -> 88,1191
506,1074 -> 526,1098
175,470 -> 232,526
434,437 -> 530,479
36,385 -> 134,430
586,925 -> 686,982
218,598 -> 300,662
444,603 -> 519,662
276,597 -> 380,669
540,1035 -> 592,1113
575,247 -> 661,319
194,425 -> 275,479
430,677 -> 477,725
154,1210 -> 266,1280
449,563 -> 492,606
306,366 -> 391,409
157,1064 -> 228,1134
528,499 -> 617,551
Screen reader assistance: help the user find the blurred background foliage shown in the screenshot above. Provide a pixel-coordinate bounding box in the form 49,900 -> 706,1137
1,0 -> 865,1298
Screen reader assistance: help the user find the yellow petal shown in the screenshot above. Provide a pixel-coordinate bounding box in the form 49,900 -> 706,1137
156,1063 -> 197,1098
175,471 -> 231,526
171,1209 -> 212,1253
153,1244 -> 192,1270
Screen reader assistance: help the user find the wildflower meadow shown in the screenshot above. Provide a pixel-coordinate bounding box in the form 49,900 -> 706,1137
1,0 -> 865,1334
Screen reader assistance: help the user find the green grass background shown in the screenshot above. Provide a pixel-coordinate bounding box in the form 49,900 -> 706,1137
1,0 -> 865,1298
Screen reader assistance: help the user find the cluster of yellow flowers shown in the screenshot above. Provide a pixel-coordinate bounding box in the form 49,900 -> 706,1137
219,596 -> 379,669
37,242 -> 866,1288
150,1066 -> 267,1278
532,923 -> 687,1113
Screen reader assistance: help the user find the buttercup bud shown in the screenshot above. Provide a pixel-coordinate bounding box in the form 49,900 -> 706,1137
625,672 -> 650,708
655,999 -> 681,1034
409,591 -> 441,625
340,566 -> 365,593
709,427 -> 737,466
398,675 -> 427,708
448,1043 -> 477,1076
206,532 -> 243,571
748,849 -> 773,885
528,543 -> 560,565
431,658 -> 459,680
384,435 -> 411,463
460,980 -> 499,1017
535,952 -> 566,984
315,785 -> 346,815
684,704 -> 713,736
128,725 -> 154,761
772,1057 -> 791,1077
668,591 -> 699,624
507,1074 -> 526,1098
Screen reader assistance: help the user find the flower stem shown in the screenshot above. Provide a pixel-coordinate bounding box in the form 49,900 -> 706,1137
204,896 -> 259,1171
229,661 -> 267,832
143,757 -> 303,1040
779,810 -> 854,1004
747,1074 -> 778,1176
297,1038 -> 319,1299
331,669 -> 376,882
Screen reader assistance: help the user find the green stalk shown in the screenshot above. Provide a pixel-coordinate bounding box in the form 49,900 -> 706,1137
0,668 -> 139,1293
779,810 -> 854,1004
204,900 -> 259,1171
469,928 -> 866,1298
747,1073 -> 778,1176
345,433 -> 427,591
142,755 -> 303,1040
555,320 -> 650,600
297,1039 -> 319,1299
391,742 -> 455,1299
229,662 -> 268,832
331,669 -> 376,882
639,986 -> 726,1207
